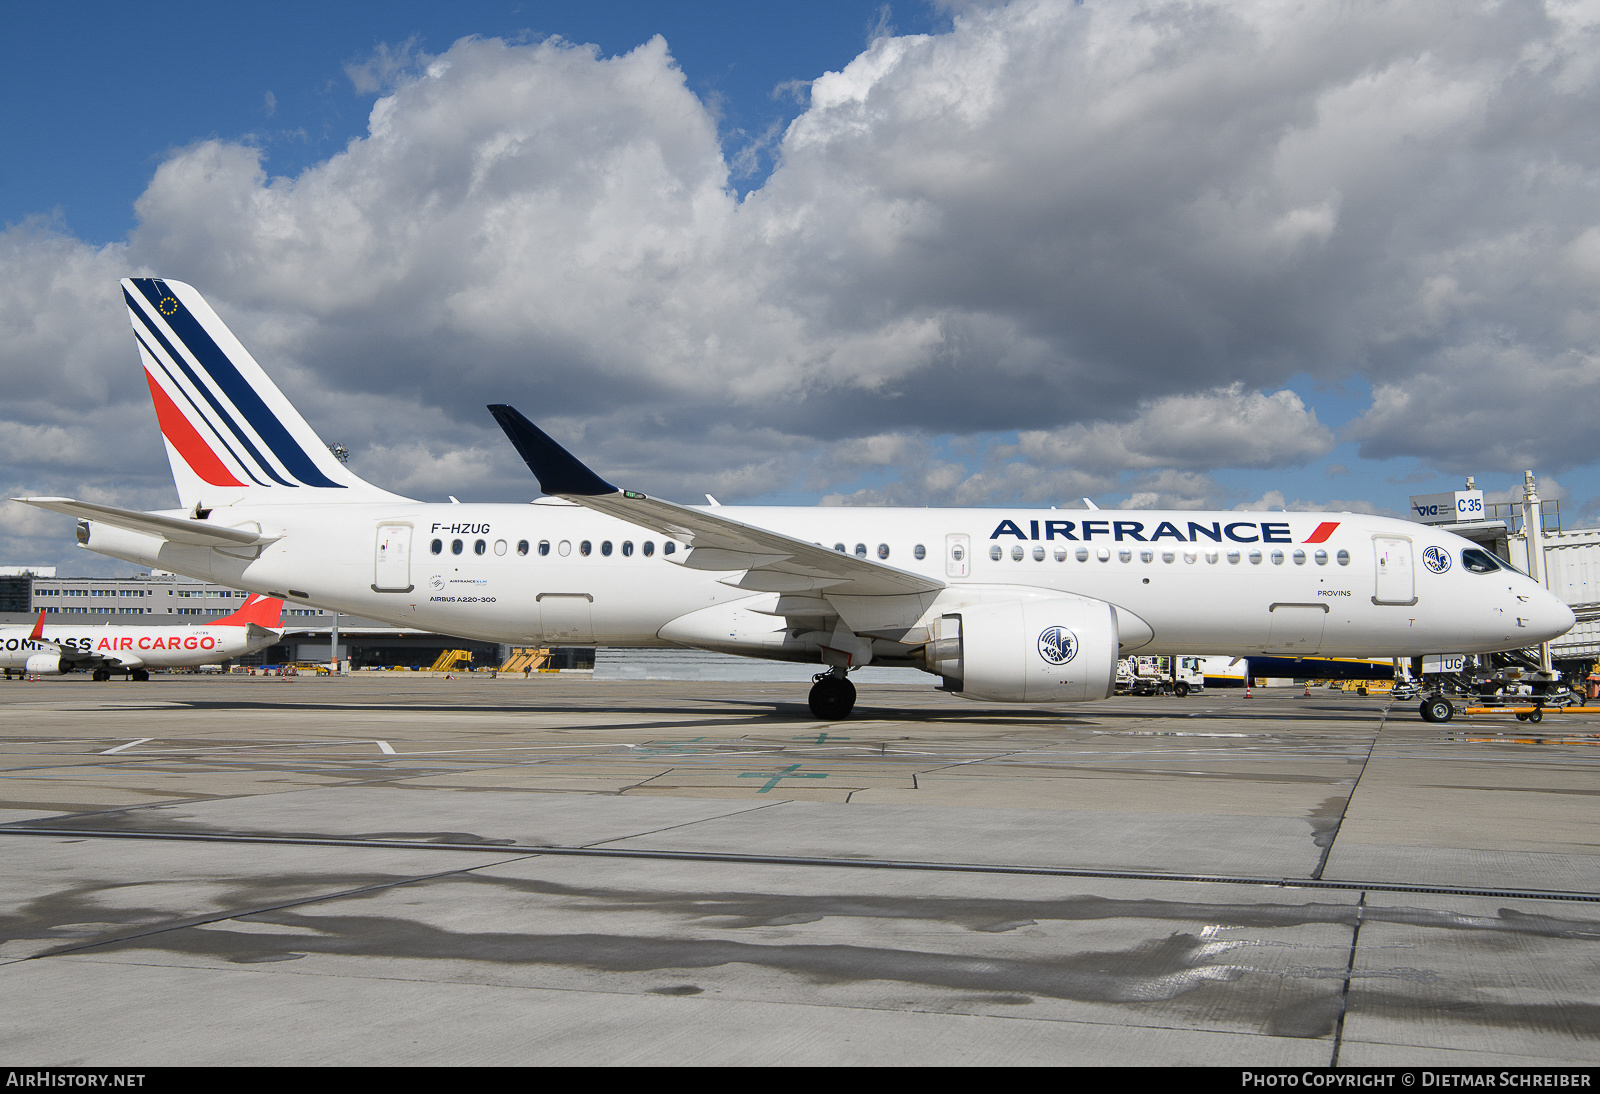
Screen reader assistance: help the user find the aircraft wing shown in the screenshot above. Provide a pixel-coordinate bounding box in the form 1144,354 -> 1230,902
488,405 -> 944,598
22,611 -> 113,670
14,498 -> 277,547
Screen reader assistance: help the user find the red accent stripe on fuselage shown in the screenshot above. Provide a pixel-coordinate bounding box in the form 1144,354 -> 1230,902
1303,522 -> 1340,543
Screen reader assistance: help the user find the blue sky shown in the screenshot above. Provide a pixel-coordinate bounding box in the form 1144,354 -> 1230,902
1,2 -> 947,243
4,1 -> 1600,573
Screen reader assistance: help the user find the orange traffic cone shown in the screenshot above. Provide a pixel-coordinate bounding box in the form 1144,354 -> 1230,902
1244,682 -> 1252,698
1303,683 -> 1311,698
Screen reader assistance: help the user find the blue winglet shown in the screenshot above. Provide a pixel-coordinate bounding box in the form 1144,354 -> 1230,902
487,405 -> 618,497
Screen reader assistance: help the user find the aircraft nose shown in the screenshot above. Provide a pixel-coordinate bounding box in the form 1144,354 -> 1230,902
1534,588 -> 1576,641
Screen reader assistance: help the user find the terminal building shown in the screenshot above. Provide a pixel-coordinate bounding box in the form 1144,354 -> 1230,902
0,567 -> 589,671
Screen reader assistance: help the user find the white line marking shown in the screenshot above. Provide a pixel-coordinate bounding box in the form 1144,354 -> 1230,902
376,740 -> 396,755
101,738 -> 153,755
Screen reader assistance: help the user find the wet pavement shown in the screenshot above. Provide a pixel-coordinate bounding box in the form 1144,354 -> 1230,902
1,674 -> 1596,1064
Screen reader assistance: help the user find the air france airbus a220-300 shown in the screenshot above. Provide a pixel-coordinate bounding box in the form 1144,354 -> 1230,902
17,279 -> 1575,722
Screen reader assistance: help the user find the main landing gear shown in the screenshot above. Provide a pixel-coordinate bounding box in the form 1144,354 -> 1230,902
809,669 -> 856,720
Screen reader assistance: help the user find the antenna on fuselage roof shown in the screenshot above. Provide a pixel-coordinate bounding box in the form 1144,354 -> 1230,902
1082,498 -> 1100,510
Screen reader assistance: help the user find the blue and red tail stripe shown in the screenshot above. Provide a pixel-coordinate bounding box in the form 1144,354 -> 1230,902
126,278 -> 343,490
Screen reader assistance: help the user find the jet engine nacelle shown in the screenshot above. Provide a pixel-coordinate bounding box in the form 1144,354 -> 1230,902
24,652 -> 64,675
925,595 -> 1119,703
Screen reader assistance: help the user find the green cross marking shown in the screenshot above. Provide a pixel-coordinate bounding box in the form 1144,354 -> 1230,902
739,764 -> 828,793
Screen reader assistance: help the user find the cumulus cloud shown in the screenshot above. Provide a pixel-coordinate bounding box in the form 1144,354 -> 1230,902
5,2 -> 1600,572
1014,385 -> 1334,474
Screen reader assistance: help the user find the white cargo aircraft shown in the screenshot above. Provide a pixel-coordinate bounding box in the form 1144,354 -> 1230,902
16,278 -> 1575,722
0,594 -> 284,680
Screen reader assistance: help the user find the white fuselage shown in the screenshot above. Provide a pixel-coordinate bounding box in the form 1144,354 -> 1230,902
0,621 -> 273,671
78,501 -> 1574,665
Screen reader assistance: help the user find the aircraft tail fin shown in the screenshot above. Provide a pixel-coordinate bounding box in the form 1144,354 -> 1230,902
213,594 -> 284,630
121,278 -> 409,511
28,610 -> 46,642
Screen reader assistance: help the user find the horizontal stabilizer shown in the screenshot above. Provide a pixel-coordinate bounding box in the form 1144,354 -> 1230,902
15,498 -> 277,547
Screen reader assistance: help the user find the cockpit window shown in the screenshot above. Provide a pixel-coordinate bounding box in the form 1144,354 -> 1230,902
1461,548 -> 1501,574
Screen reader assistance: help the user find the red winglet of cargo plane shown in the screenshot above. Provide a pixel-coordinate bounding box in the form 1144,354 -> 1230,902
213,595 -> 284,629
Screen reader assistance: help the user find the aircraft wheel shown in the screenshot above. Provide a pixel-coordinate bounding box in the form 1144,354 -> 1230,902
808,675 -> 856,720
1424,697 -> 1454,724
131,669 -> 149,682
1174,682 -> 1190,698
1529,707 -> 1543,724
91,668 -> 110,682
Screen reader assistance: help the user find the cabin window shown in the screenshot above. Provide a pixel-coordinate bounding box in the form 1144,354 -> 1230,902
622,541 -> 634,557
1139,549 -> 1153,563
579,540 -> 592,557
431,539 -> 443,555
855,543 -> 868,557
474,539 -> 486,555
1205,550 -> 1219,564
1269,549 -> 1283,565
494,540 -> 507,556
664,542 -> 676,555
517,540 -> 530,556
1032,545 -> 1045,561
1011,545 -> 1025,561
1097,546 -> 1111,561
990,545 -> 1003,561
1249,549 -> 1263,565
1336,549 -> 1350,566
835,543 -> 846,553
1118,549 -> 1132,563
1055,546 -> 1068,561
601,540 -> 613,556
1227,549 -> 1240,564
878,544 -> 890,559
1462,549 -> 1500,574
643,541 -> 654,557
1162,550 -> 1176,564
1076,546 -> 1089,562
1292,549 -> 1305,565
1314,549 -> 1327,565
557,540 -> 571,556
1182,550 -> 1195,564
538,540 -> 549,556
451,539 -> 463,555
914,544 -> 926,560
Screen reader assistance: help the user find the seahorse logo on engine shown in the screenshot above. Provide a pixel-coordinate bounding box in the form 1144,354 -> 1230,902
1037,626 -> 1078,666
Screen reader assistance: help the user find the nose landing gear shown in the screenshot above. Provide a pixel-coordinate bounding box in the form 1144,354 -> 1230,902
808,669 -> 856,720
1420,695 -> 1455,723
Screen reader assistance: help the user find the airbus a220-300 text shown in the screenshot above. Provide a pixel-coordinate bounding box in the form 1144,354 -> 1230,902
17,279 -> 1575,721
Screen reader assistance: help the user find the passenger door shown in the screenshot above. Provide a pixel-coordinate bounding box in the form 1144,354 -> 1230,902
374,523 -> 413,592
1373,536 -> 1416,605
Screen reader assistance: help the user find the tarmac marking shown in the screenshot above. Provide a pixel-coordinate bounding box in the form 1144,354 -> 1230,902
99,738 -> 153,754
738,763 -> 829,793
376,740 -> 396,754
